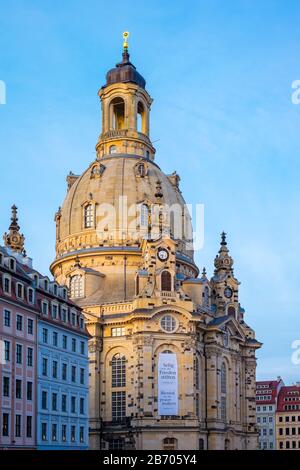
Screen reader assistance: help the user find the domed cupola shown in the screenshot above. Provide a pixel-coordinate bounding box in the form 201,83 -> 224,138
96,32 -> 155,161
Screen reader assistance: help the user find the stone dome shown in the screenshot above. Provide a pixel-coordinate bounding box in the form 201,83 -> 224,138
55,155 -> 195,264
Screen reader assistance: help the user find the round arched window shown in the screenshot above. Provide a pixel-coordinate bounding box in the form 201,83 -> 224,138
160,315 -> 177,333
109,145 -> 117,154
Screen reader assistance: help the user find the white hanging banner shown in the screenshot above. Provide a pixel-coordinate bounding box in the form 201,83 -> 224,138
158,352 -> 178,416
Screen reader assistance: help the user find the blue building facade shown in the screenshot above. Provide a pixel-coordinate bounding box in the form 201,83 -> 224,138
36,288 -> 89,450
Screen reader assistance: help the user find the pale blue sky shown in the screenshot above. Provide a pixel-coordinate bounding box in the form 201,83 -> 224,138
1,0 -> 300,383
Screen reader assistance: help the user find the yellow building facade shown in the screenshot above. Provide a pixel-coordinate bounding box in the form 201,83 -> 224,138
50,37 -> 261,450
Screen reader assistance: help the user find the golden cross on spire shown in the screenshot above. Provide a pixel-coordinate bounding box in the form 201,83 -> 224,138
123,31 -> 129,51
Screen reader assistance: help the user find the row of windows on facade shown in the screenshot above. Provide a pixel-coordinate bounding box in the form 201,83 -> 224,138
41,327 -> 85,354
259,428 -> 274,436
40,390 -> 86,415
279,440 -> 300,449
2,289 -> 84,330
40,422 -> 86,443
3,340 -> 34,366
1,270 -> 68,301
3,377 -> 33,400
256,395 -> 272,401
2,413 -> 33,439
1,275 -> 35,303
3,309 -> 34,333
278,415 -> 300,422
1,413 -> 86,444
257,405 -> 274,412
40,302 -> 84,329
259,442 -> 274,449
257,416 -> 274,424
278,426 -> 300,436
41,357 -> 86,384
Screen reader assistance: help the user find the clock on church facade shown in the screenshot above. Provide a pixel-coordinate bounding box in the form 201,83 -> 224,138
50,34 -> 261,450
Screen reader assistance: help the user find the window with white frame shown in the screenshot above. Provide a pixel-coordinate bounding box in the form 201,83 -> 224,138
84,204 -> 94,228
160,315 -> 176,333
70,275 -> 84,299
3,275 -> 11,294
111,327 -> 125,337
112,391 -> 126,422
112,353 -> 126,388
16,282 -> 24,299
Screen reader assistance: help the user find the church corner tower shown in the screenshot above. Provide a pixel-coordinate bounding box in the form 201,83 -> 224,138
50,33 -> 261,451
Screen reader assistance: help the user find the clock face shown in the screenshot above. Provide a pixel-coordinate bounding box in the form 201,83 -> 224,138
224,287 -> 233,299
157,248 -> 169,261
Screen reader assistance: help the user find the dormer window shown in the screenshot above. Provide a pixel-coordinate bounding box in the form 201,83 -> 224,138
84,204 -> 94,229
53,284 -> 58,296
70,275 -> 84,299
44,279 -> 49,291
9,258 -> 16,271
0,253 -> 3,265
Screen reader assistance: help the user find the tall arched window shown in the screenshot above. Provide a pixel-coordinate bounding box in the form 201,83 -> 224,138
70,275 -> 84,299
161,270 -> 172,292
84,204 -> 94,228
112,353 -> 126,388
220,362 -> 227,422
111,353 -> 126,423
203,286 -> 209,307
109,145 -> 117,154
110,97 -> 125,130
162,437 -> 178,450
140,204 -> 149,227
195,356 -> 200,390
136,275 -> 139,295
137,101 -> 145,133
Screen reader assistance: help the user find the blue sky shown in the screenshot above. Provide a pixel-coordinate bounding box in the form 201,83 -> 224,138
1,0 -> 300,383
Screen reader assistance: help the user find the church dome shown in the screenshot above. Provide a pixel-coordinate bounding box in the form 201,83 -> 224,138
55,155 -> 195,264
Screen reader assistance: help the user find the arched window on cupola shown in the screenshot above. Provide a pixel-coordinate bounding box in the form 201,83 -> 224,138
110,97 -> 125,130
70,275 -> 84,299
84,204 -> 94,228
136,275 -> 139,295
137,101 -> 145,133
109,145 -> 117,154
161,270 -> 172,292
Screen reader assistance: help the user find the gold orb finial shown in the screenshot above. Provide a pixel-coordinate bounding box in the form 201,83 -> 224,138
123,31 -> 129,50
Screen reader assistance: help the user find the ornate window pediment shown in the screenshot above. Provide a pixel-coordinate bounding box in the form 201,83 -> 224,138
90,163 -> 106,179
134,159 -> 149,178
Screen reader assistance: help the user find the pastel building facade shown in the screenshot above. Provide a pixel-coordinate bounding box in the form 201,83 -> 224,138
1,206 -> 89,450
0,244 -> 37,449
276,384 -> 300,450
37,312 -> 89,450
255,378 -> 284,450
